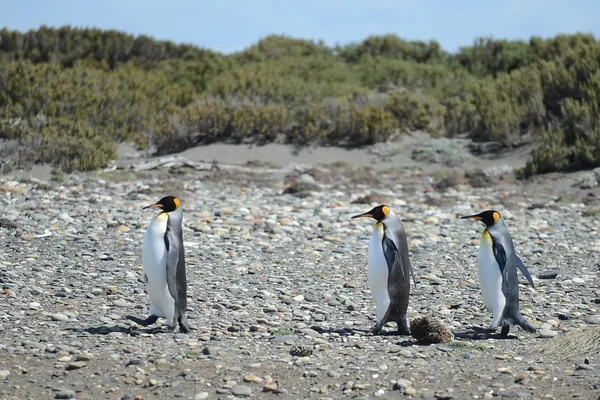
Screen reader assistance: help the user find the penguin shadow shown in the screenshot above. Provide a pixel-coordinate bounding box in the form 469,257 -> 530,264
68,321 -> 185,337
311,325 -> 416,345
453,326 -> 521,341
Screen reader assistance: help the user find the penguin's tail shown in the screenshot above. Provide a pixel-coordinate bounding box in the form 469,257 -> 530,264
517,316 -> 536,333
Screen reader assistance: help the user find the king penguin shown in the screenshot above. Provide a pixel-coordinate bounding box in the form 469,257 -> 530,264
352,205 -> 417,335
126,195 -> 189,333
461,209 -> 536,337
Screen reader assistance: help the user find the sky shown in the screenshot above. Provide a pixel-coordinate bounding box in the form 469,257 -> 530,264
1,0 -> 599,54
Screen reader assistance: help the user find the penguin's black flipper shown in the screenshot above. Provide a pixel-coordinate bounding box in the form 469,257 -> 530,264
126,315 -> 158,327
164,225 -> 187,328
409,260 -> 417,288
515,255 -> 535,289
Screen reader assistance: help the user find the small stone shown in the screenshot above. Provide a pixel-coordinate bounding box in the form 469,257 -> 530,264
399,349 -> 412,358
498,367 -> 514,375
75,354 -> 93,361
0,370 -> 10,378
405,387 -> 417,395
393,379 -> 413,390
106,286 -> 118,294
55,390 -> 76,399
539,328 -> 558,338
66,361 -> 87,370
538,271 -> 558,280
584,315 -> 600,325
263,383 -> 278,392
115,224 -> 131,233
194,392 -> 209,400
112,299 -> 129,308
50,313 -> 69,322
243,374 -> 263,383
514,374 -> 529,384
231,385 -> 252,397
576,364 -> 594,371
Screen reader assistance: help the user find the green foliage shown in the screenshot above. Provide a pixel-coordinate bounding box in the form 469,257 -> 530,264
1,26 -> 600,174
13,116 -> 117,172
524,127 -> 570,176
384,90 -> 445,134
338,34 -> 446,64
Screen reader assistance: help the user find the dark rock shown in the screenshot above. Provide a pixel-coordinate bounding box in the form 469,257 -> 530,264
539,270 -> 559,280
289,345 -> 313,357
55,390 -> 76,399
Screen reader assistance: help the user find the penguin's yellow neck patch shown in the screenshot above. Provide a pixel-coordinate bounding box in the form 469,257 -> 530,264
481,229 -> 493,246
382,206 -> 390,216
375,221 -> 384,236
174,198 -> 181,209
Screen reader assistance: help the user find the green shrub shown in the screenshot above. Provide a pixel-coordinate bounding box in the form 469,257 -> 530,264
14,116 -> 117,172
384,89 -> 445,134
2,26 -> 600,174
523,127 -> 570,176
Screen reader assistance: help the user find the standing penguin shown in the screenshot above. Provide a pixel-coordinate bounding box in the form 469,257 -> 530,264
126,196 -> 189,333
461,210 -> 536,337
352,205 -> 416,335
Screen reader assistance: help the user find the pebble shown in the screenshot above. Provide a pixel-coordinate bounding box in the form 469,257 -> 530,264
231,384 -> 252,397
243,374 -> 263,383
394,379 -> 413,390
49,313 -> 70,322
538,271 -> 559,279
55,390 -> 76,399
66,361 -> 87,370
194,392 -> 209,400
538,328 -> 558,338
0,163 -> 598,400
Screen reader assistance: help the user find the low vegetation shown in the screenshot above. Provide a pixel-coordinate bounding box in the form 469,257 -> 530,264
1,26 -> 599,175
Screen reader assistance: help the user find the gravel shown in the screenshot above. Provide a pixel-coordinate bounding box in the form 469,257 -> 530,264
0,161 -> 599,399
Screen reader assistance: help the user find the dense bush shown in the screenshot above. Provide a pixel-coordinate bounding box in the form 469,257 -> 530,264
1,26 -> 600,174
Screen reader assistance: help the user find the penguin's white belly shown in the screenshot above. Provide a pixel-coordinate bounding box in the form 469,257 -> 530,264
142,213 -> 175,320
368,223 -> 390,324
477,234 -> 506,326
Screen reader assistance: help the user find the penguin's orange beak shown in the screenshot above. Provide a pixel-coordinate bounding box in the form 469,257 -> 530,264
143,203 -> 164,210
460,214 -> 482,221
351,212 -> 373,219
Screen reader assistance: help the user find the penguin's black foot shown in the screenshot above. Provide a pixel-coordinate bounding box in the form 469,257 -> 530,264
471,325 -> 497,334
125,315 -> 158,327
396,317 -> 410,336
178,316 -> 190,334
500,324 -> 510,338
371,323 -> 383,335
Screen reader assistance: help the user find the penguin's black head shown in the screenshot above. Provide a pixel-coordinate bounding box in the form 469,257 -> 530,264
461,209 -> 500,227
351,205 -> 390,222
143,196 -> 181,213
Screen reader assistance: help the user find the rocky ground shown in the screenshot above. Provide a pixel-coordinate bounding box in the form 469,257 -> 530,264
0,152 -> 599,400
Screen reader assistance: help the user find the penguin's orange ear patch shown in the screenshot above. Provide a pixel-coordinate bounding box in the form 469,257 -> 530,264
492,211 -> 500,224
382,205 -> 390,216
174,198 -> 181,209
